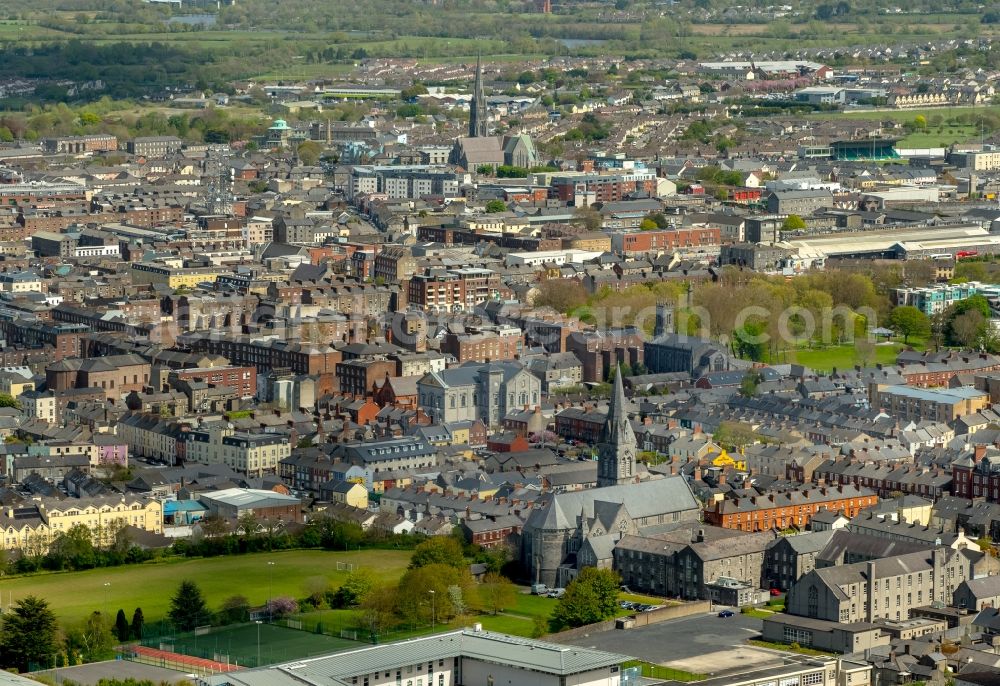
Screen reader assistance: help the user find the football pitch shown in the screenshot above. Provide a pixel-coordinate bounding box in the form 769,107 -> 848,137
151,622 -> 358,668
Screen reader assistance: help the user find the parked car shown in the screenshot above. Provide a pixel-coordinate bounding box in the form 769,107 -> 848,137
718,610 -> 735,618
531,583 -> 548,595
546,588 -> 565,599
770,588 -> 782,597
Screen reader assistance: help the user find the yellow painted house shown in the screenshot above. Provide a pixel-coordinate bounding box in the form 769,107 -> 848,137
706,446 -> 747,471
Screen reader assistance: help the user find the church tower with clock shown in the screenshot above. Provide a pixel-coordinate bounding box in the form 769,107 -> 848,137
597,366 -> 637,488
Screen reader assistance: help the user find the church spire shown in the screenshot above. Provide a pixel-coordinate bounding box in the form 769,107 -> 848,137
608,364 -> 627,425
469,53 -> 488,138
597,364 -> 637,488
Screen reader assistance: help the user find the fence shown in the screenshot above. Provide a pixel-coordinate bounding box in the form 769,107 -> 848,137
136,620 -> 358,670
125,645 -> 242,676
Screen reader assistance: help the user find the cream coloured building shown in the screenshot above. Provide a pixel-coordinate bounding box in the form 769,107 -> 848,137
0,495 -> 162,552
184,424 -> 290,477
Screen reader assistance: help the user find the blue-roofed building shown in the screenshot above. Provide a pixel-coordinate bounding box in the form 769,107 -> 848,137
163,499 -> 208,526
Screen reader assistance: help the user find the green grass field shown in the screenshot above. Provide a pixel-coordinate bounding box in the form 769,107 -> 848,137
780,341 -> 908,373
289,587 -> 670,640
0,549 -> 411,627
899,125 -> 978,148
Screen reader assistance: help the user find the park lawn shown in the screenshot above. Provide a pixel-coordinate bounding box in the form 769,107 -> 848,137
0,549 -> 411,627
785,341 -> 908,374
899,126 -> 977,148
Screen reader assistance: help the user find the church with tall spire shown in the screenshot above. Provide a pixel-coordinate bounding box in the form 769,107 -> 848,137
469,54 -> 488,138
597,365 -> 636,488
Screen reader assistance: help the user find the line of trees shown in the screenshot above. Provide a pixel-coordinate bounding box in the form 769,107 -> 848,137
9,514 -> 423,575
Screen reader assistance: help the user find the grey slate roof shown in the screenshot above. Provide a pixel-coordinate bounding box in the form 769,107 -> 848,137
524,475 -> 698,531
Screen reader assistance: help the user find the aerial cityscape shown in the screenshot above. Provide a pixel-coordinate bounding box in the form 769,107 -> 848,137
0,0 -> 999,685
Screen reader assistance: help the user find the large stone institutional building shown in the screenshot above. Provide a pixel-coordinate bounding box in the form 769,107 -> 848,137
521,369 -> 701,586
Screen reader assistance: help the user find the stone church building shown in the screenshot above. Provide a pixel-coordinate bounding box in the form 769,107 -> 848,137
521,369 -> 701,586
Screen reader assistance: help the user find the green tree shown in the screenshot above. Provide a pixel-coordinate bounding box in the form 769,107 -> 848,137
644,212 -> 669,229
713,420 -> 759,451
1,595 -> 59,671
0,393 -> 20,410
781,215 -> 807,231
296,140 -> 323,166
217,595 -> 250,625
168,580 -> 212,631
484,199 -> 507,213
396,103 -> 422,118
401,83 -> 428,99
573,205 -> 603,232
739,370 -> 762,398
396,563 -> 473,625
332,568 -> 376,607
478,572 -> 516,615
130,608 -> 144,641
0,127 -> 12,143
114,609 -> 130,643
66,612 -> 114,663
355,584 -> 398,640
409,537 -> 466,569
889,306 -> 931,343
49,523 -> 95,569
533,278 -> 588,314
914,114 -> 927,130
549,568 -> 620,631
734,320 -> 768,361
639,218 -> 658,230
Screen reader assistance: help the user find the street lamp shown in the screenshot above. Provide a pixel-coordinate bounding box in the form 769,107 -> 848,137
428,590 -> 436,631
267,561 -> 275,623
103,582 -> 111,619
255,620 -> 262,666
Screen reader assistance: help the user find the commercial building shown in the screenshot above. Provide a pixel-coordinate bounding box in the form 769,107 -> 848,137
550,170 -> 657,204
610,226 -> 720,255
127,136 -> 183,157
199,487 -> 302,524
42,134 -> 118,154
349,165 -> 463,200
130,263 -> 225,289
407,268 -> 501,313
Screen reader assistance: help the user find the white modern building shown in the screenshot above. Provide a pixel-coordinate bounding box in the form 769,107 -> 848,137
203,628 -> 630,686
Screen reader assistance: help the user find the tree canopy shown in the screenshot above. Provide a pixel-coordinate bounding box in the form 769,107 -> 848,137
168,580 -> 212,631
549,567 -> 620,631
1,595 -> 59,671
